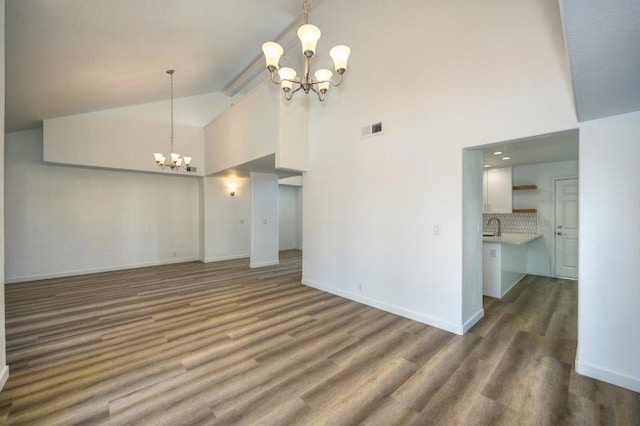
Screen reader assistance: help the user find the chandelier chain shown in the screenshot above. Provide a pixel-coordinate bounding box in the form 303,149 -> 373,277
302,0 -> 310,24
168,70 -> 174,153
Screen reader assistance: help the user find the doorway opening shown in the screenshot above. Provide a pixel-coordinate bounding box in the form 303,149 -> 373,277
462,128 -> 579,329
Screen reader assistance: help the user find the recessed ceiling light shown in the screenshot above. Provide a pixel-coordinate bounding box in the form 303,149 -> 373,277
484,164 -> 491,168
502,156 -> 510,160
493,151 -> 503,155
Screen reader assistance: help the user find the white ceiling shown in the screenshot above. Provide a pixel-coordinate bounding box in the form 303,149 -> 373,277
482,129 -> 578,168
6,1 -> 639,134
215,154 -> 301,179
5,0 -> 308,132
560,0 -> 640,122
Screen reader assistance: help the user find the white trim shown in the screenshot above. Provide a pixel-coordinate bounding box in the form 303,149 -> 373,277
526,268 -> 552,277
302,278 -> 464,335
462,309 -> 485,334
0,365 -> 9,391
5,257 -> 201,284
203,254 -> 249,263
576,359 -> 640,393
552,175 -> 579,278
250,260 -> 280,269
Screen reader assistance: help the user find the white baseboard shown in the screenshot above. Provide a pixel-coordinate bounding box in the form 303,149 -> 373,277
0,365 -> 9,391
462,309 -> 485,334
576,359 -> 640,393
526,268 -> 552,277
250,260 -> 280,269
5,257 -> 201,284
203,254 -> 249,263
279,245 -> 300,251
302,278 -> 464,335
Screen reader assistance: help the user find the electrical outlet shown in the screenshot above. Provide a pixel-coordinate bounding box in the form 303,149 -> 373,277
432,224 -> 441,235
172,251 -> 177,258
358,282 -> 363,292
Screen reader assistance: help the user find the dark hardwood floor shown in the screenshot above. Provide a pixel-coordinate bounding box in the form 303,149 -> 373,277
0,250 -> 638,425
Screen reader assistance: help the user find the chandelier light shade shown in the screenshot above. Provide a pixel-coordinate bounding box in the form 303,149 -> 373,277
262,0 -> 350,102
153,69 -> 193,172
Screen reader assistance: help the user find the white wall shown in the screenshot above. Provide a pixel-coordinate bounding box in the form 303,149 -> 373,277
202,175 -> 251,262
204,81 -> 309,175
512,160 -> 579,276
302,0 -> 577,334
250,172 -> 279,268
43,92 -> 230,175
578,111 -> 640,392
5,129 -> 201,282
277,95 -> 309,171
204,83 -> 279,175
279,185 -> 302,250
0,0 -> 8,390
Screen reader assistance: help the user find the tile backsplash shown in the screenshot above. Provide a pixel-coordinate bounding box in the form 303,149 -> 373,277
483,212 -> 537,234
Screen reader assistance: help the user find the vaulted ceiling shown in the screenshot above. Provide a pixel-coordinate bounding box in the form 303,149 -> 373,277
5,0 -> 640,133
5,0 -> 310,132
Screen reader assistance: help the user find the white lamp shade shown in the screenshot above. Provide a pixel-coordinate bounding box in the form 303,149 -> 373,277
176,158 -> 183,167
314,69 -> 333,92
330,45 -> 351,73
297,24 -> 321,56
153,153 -> 164,162
262,42 -> 284,70
160,156 -> 166,164
278,67 -> 297,91
183,156 -> 192,166
170,153 -> 180,163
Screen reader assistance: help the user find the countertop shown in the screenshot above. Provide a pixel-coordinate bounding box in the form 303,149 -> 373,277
482,233 -> 543,245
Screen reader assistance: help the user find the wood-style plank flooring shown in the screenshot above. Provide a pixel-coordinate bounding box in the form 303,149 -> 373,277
0,250 -> 638,425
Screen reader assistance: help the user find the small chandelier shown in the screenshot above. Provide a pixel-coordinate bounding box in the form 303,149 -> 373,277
261,0 -> 350,102
153,69 -> 192,171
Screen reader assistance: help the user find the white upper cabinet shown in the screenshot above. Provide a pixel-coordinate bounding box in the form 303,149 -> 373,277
483,166 -> 512,213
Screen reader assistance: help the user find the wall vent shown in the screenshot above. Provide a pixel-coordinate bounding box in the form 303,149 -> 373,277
362,121 -> 383,138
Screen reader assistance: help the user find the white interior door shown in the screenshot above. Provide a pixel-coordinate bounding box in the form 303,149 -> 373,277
555,178 -> 579,278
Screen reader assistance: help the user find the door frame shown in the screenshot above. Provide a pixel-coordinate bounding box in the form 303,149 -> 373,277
552,175 -> 579,279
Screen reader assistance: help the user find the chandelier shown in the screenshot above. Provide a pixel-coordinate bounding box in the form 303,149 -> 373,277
261,0 -> 350,102
153,69 -> 192,171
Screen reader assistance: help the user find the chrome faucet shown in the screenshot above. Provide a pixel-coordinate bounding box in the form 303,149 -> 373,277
487,217 -> 501,236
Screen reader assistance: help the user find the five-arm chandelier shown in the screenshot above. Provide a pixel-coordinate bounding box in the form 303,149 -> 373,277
153,69 -> 192,171
261,0 -> 350,101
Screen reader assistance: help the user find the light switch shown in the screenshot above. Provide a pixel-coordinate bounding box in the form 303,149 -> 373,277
263,219 -> 268,225
432,224 -> 441,235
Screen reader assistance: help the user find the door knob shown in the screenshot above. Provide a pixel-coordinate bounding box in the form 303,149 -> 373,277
557,232 -> 563,235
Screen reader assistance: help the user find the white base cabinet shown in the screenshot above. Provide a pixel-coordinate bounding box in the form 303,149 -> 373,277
482,242 -> 527,298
